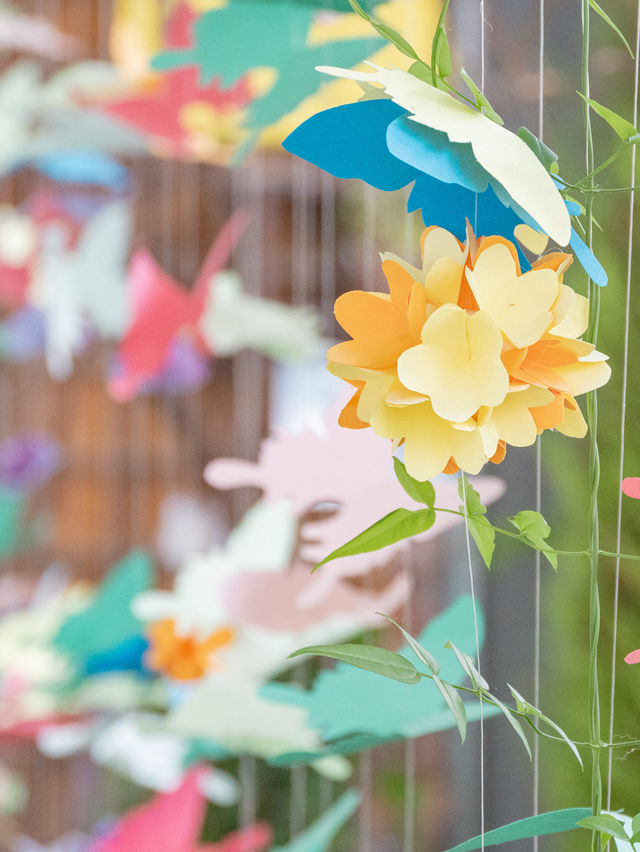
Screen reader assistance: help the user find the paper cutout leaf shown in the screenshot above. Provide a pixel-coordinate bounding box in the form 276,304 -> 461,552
589,0 -> 634,58
508,509 -> 557,569
381,614 -> 440,675
443,808 -> 592,852
270,790 -> 360,852
392,457 -> 435,506
458,477 -> 495,569
579,94 -> 639,142
579,815 -> 630,844
314,507 -> 436,569
290,642 -> 422,684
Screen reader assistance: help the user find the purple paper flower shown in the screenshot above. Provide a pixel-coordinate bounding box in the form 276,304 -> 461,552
0,434 -> 61,491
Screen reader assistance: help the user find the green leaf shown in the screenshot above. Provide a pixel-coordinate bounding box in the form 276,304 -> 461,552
433,675 -> 467,742
517,126 -> 559,171
381,613 -> 440,674
508,510 -> 558,569
589,0 -> 634,59
579,816 -> 630,842
314,507 -> 436,569
435,27 -> 452,77
631,813 -> 640,839
508,685 -> 583,767
393,457 -> 435,506
458,478 -> 495,569
408,59 -> 433,83
444,808 -> 593,852
578,93 -> 640,143
460,68 -> 504,125
488,692 -> 532,760
347,0 -> 421,61
445,641 -> 488,690
289,643 -> 422,684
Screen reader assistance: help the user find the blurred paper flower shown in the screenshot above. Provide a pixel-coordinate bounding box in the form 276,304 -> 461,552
624,648 -> 640,665
328,227 -> 610,480
0,761 -> 27,815
621,477 -> 640,499
12,832 -> 91,852
146,620 -> 235,681
0,434 -> 61,491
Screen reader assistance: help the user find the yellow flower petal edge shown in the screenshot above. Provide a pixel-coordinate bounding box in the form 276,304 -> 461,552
328,226 -> 611,480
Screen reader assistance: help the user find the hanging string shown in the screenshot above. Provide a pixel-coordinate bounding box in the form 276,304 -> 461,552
533,1 -> 545,844
606,0 -> 640,810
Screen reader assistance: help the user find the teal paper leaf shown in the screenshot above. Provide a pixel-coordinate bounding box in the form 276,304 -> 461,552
54,549 -> 153,665
263,596 -> 496,760
393,457 -> 435,506
289,643 -> 421,684
444,808 -> 592,852
458,478 -> 495,569
271,790 -> 360,852
0,487 -> 29,558
315,507 -> 435,569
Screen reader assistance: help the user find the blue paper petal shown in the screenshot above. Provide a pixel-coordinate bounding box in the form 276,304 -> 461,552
569,227 -> 607,286
282,99 -> 417,191
34,151 -> 130,190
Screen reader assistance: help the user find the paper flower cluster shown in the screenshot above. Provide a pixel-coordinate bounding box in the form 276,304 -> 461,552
329,226 -> 611,480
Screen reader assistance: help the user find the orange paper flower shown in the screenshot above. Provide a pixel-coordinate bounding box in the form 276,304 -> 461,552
329,226 -> 611,480
146,618 -> 234,681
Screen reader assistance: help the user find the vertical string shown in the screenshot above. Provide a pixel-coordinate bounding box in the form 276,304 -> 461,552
533,1 -> 545,843
606,0 -> 640,809
461,472 -> 484,851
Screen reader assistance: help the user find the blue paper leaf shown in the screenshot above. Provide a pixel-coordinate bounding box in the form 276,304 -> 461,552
569,227 -> 608,286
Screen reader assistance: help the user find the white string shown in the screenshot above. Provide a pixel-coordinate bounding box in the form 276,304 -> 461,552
461,472 -> 485,851
533,2 -> 545,845
606,0 -> 640,809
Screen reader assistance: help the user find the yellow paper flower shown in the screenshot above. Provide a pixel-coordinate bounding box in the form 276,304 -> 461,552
146,619 -> 234,681
328,227 -> 611,480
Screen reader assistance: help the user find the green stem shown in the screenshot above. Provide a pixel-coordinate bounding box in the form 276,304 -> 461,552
582,0 -> 603,845
575,139 -> 639,187
430,0 -> 452,86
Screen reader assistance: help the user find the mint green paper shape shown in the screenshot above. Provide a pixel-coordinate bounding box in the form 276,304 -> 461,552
53,549 -> 152,663
271,790 -> 360,852
0,487 -> 28,557
444,808 -> 592,852
262,595 -> 496,750
151,2 -> 381,131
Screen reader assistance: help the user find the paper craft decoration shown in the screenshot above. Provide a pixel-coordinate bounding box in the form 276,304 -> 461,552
323,225 -> 610,480
206,404 -> 505,598
0,205 -> 37,307
98,3 -> 252,164
54,550 -> 153,677
443,808 -> 592,852
91,768 -> 272,852
263,595 -> 496,765
0,308 -> 45,363
150,1 -> 382,139
270,790 -> 360,852
12,832 -> 92,852
30,199 -> 133,381
282,84 -> 606,284
0,8 -> 80,60
621,477 -> 640,499
0,434 -> 61,492
33,151 -> 130,191
110,215 -> 323,400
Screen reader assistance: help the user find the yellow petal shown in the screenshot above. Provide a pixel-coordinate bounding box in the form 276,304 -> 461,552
423,257 -> 463,306
397,304 -> 509,422
486,385 -> 555,447
553,354 -> 611,397
549,285 -> 589,338
467,242 -> 559,347
421,226 -> 467,274
514,224 -> 550,255
556,398 -> 588,437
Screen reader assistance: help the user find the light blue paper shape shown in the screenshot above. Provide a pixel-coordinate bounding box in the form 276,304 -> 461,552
151,1 -> 381,133
263,595 -> 498,765
283,98 -> 607,283
270,790 -> 360,852
443,807 -> 592,852
53,549 -> 153,674
34,150 -> 130,190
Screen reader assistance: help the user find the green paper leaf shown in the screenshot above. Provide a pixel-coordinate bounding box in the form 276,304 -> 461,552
458,478 -> 495,569
271,790 -> 361,852
393,457 -> 435,506
508,685 -> 583,767
487,692 -> 532,761
347,0 -> 421,61
408,60 -> 433,84
435,27 -> 452,78
508,509 -> 558,569
579,816 -> 630,842
433,674 -> 467,742
289,643 -> 422,684
444,808 -> 593,852
589,0 -> 634,59
517,126 -> 559,171
445,641 -> 488,690
631,813 -> 640,838
380,613 -> 440,674
578,93 -> 640,143
460,68 -> 504,125
314,507 -> 436,569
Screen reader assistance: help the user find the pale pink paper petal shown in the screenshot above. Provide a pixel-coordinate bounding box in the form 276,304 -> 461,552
622,477 -> 640,500
219,569 -> 410,632
624,648 -> 640,665
0,13 -> 80,60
